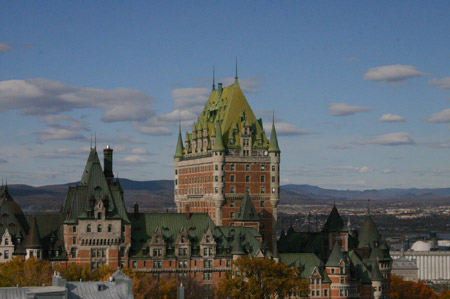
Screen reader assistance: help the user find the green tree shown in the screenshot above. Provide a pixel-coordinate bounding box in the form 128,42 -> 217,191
216,256 -> 309,298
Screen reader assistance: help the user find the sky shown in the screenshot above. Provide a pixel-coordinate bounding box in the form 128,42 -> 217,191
0,1 -> 449,189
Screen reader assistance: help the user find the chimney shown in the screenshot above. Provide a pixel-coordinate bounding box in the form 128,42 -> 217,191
134,202 -> 139,218
218,83 -> 223,98
103,145 -> 113,179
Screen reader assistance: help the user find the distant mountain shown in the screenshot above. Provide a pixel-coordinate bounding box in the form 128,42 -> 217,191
6,180 -> 450,213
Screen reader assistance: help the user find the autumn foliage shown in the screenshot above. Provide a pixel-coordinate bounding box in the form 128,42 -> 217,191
216,256 -> 309,298
0,257 -> 53,287
390,274 -> 440,299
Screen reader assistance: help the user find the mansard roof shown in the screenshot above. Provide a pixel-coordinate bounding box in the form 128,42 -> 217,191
279,253 -> 324,279
128,212 -> 264,258
322,205 -> 346,233
62,148 -> 129,223
235,192 -> 260,222
24,216 -> 43,249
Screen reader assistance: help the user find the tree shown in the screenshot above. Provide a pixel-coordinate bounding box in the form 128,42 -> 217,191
178,274 -> 215,299
0,257 -> 52,287
390,274 -> 439,299
216,256 -> 309,298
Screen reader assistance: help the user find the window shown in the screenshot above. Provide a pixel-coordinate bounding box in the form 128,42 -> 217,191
73,226 -> 77,233
272,187 -> 276,194
215,176 -> 218,182
246,186 -> 250,193
260,187 -> 265,194
272,165 -> 275,171
108,224 -> 112,232
231,186 -> 235,193
246,164 -> 250,171
203,272 -> 212,281
340,277 -> 344,283
4,238 -> 8,245
97,212 -> 102,220
87,224 -> 91,232
91,249 -> 96,257
260,175 -> 265,182
245,175 -> 250,182
215,187 -> 218,194
231,175 -> 235,182
72,237 -> 76,244
153,261 -> 162,269
215,165 -> 218,170
231,164 -> 235,171
204,260 -> 213,268
230,201 -> 235,207
261,165 -> 265,171
71,248 -> 76,258
4,250 -> 9,259
122,226 -> 125,233
97,224 -> 102,232
120,248 -> 125,257
132,261 -> 137,268
272,176 -> 275,182
203,248 -> 208,256
260,201 -> 264,207
178,260 -> 188,268
102,249 -> 106,257
230,212 -> 235,218
324,289 -> 328,296
331,268 -> 335,274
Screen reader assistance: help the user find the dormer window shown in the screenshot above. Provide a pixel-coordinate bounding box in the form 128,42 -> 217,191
97,212 -> 102,220
181,236 -> 185,243
4,238 -> 9,245
97,224 -> 102,232
87,224 -> 91,232
206,235 -> 210,243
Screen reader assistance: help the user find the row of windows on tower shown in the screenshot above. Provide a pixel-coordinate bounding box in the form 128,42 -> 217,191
175,163 -> 278,175
71,225 -> 126,233
176,174 -> 279,185
177,186 -> 277,196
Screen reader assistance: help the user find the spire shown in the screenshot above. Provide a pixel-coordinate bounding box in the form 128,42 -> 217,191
25,216 -> 43,249
235,57 -> 238,84
235,192 -> 260,221
212,122 -> 225,152
268,113 -> 280,153
212,66 -> 215,91
174,123 -> 184,158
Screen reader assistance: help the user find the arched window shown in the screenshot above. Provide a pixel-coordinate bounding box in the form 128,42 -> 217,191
97,212 -> 102,220
87,224 -> 91,232
97,224 -> 102,232
108,224 -> 112,232
4,238 -> 9,245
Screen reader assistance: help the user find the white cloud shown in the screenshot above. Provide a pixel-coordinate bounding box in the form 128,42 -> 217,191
0,78 -> 156,122
135,125 -> 172,136
382,169 -> 393,174
131,147 -> 149,155
266,122 -> 316,136
122,155 -> 154,164
424,108 -> 450,123
429,77 -> 450,90
379,113 -> 406,122
361,132 -> 415,146
38,147 -> 91,158
364,65 -> 427,85
335,166 -> 372,173
328,103 -> 373,116
0,42 -> 12,53
35,128 -> 87,141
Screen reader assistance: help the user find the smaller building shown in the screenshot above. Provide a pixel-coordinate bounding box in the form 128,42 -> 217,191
0,269 -> 133,299
391,249 -> 419,282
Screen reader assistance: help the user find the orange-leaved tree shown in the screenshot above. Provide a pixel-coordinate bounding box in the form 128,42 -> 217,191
216,255 -> 309,298
0,257 -> 53,287
390,274 -> 439,299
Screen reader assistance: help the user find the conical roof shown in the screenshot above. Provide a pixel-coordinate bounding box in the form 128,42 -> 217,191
268,121 -> 280,153
326,243 -> 347,267
213,122 -> 225,152
358,215 -> 380,248
235,192 -> 260,221
174,127 -> 184,158
24,216 -> 43,249
322,205 -> 346,232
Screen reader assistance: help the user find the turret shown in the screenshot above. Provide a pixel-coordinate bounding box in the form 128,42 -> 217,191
174,126 -> 184,159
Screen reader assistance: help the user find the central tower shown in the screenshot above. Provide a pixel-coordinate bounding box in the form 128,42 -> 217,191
174,70 -> 280,250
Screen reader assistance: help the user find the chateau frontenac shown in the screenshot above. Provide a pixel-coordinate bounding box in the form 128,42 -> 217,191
0,70 -> 392,298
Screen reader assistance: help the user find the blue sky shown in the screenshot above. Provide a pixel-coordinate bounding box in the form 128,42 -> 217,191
1,1 -> 449,189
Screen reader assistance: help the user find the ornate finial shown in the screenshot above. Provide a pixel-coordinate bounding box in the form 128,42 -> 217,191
235,57 -> 238,80
90,132 -> 93,149
333,198 -> 336,207
212,66 -> 215,91
94,132 -> 97,149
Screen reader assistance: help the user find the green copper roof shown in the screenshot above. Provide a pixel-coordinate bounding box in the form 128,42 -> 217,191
212,122 -> 225,152
322,205 -> 346,233
24,216 -> 43,249
348,250 -> 371,284
370,261 -> 382,282
268,121 -> 280,153
231,232 -> 245,255
234,192 -> 260,221
62,148 -> 129,223
174,127 -> 184,158
195,81 -> 269,149
326,243 -> 348,267
280,253 -> 324,278
358,215 -> 380,248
